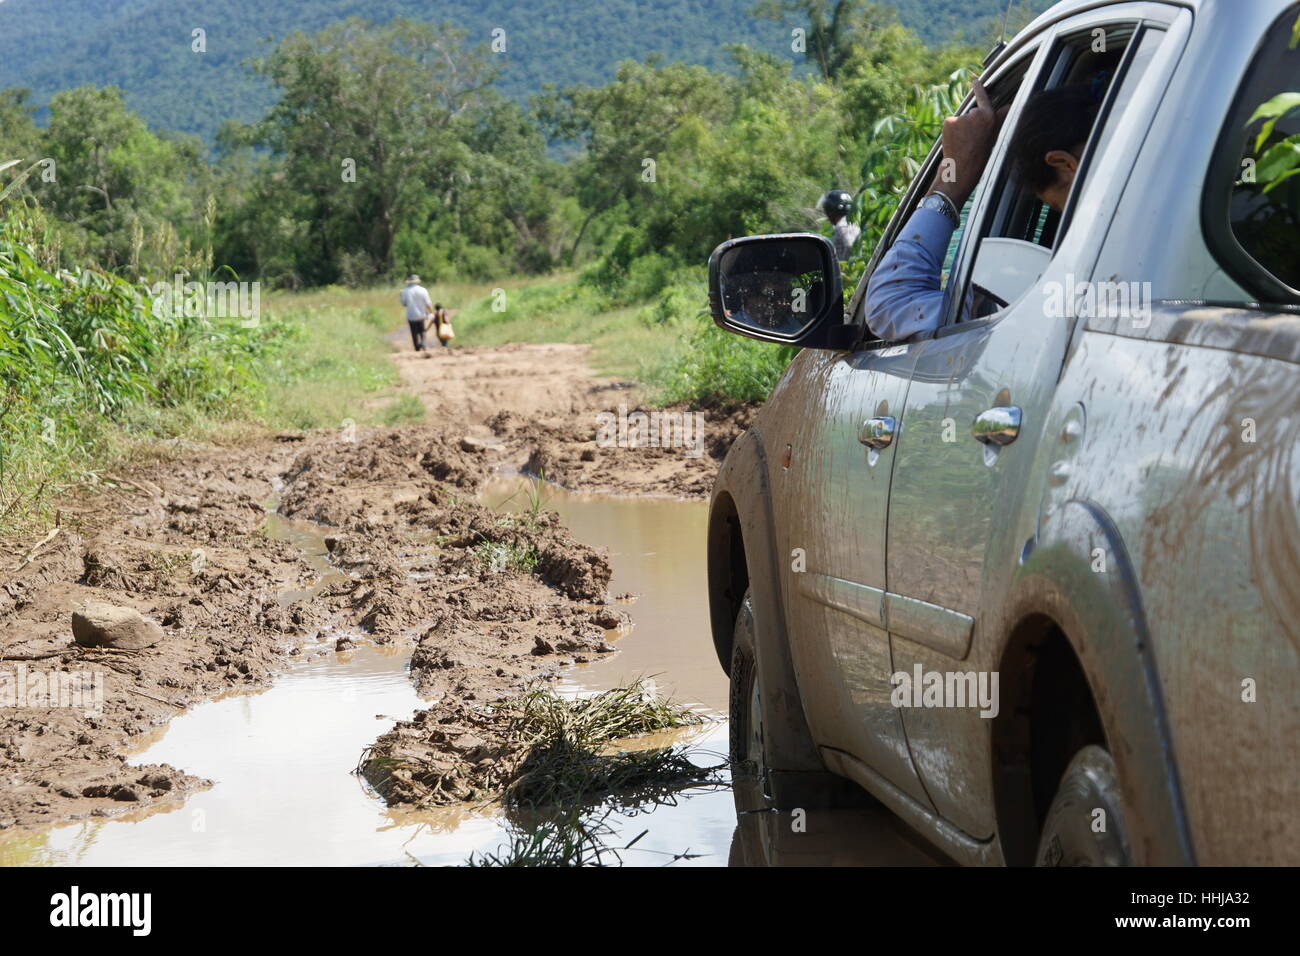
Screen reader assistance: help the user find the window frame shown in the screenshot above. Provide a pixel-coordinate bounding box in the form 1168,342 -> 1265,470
937,16 -> 1167,340
845,39 -> 1050,347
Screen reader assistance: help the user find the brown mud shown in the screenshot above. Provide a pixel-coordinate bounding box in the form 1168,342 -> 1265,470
1,333 -> 748,830
391,341 -> 753,499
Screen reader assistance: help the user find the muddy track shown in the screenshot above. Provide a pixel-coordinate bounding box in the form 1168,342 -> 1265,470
0,333 -> 748,829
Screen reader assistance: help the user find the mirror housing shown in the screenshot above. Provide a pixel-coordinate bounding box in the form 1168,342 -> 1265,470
707,233 -> 856,350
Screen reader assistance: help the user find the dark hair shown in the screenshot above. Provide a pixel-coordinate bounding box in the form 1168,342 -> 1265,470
434,302 -> 443,309
1009,84 -> 1102,193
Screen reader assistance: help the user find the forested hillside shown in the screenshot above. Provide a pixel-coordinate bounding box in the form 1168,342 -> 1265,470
0,0 -> 1052,141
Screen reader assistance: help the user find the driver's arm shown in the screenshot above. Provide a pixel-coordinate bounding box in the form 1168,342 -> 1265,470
863,206 -> 955,341
864,78 -> 1004,343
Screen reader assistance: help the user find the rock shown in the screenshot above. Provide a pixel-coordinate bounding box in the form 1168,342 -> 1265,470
138,773 -> 173,792
335,636 -> 357,651
71,601 -> 166,650
592,606 -> 629,629
450,733 -> 484,753
580,447 -> 597,462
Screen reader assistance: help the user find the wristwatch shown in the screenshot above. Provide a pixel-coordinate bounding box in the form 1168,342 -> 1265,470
919,191 -> 960,228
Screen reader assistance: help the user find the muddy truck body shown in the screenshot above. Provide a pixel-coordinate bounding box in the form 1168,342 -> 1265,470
705,0 -> 1300,865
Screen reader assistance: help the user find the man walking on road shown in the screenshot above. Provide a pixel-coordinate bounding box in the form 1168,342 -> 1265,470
400,274 -> 433,351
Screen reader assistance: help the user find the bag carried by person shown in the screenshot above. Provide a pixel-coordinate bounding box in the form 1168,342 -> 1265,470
434,308 -> 454,342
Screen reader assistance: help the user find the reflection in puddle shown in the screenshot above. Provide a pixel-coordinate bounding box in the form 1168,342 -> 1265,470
0,478 -> 943,866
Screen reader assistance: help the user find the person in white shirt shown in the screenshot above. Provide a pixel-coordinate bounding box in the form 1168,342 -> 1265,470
399,275 -> 433,351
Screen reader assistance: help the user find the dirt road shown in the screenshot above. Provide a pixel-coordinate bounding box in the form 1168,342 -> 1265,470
0,331 -> 742,829
390,341 -> 752,498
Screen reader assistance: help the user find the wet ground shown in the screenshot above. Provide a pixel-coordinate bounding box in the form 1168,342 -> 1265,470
0,476 -> 945,866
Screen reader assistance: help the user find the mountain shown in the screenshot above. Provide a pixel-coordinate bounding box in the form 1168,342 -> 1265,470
0,0 -> 1053,142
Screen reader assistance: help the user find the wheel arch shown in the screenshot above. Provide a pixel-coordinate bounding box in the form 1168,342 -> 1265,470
991,498 -> 1196,865
707,427 -> 831,791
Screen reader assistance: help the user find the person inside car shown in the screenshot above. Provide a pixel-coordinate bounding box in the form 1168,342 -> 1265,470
863,81 -> 1101,342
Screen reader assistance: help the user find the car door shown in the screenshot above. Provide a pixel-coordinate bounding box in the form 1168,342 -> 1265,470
884,7 -> 1188,839
780,40 -> 1048,806
779,344 -> 927,804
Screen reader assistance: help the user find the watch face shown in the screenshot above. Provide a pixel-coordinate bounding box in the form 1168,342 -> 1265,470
923,194 -> 956,225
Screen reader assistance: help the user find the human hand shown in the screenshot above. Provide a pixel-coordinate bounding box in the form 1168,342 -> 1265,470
929,79 -> 1008,208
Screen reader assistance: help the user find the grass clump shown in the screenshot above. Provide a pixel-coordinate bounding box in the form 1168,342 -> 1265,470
464,808 -> 658,867
360,680 -> 719,811
474,539 -> 539,574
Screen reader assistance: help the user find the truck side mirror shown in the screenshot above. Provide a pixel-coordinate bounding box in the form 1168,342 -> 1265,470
708,234 -> 855,350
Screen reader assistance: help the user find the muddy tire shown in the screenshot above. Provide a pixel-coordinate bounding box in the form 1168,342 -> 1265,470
728,590 -> 766,776
1035,745 -> 1132,866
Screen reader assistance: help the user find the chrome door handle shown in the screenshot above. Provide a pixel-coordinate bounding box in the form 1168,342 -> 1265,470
859,416 -> 897,449
972,406 -> 1022,446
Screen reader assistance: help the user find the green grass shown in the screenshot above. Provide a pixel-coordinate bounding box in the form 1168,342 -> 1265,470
474,539 -> 539,574
450,273 -> 682,381
450,272 -> 793,406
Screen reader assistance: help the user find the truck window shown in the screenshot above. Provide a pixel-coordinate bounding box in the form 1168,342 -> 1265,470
1205,5 -> 1300,303
958,23 -> 1165,316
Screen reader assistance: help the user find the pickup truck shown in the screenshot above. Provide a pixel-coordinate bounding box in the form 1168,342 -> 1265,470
706,0 -> 1300,865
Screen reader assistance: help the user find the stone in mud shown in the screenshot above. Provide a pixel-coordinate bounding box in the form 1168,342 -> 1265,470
592,607 -> 629,629
71,601 -> 167,650
524,441 -> 567,484
458,436 -> 495,454
536,544 -> 611,602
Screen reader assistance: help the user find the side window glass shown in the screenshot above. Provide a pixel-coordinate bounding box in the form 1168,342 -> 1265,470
1206,5 -> 1300,300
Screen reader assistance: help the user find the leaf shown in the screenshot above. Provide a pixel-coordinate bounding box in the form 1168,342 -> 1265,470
1257,137 -> 1300,183
1262,167 -> 1300,194
0,161 -> 41,204
1247,92 -> 1300,152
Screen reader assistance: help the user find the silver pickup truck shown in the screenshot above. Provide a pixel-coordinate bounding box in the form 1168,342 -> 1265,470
706,0 -> 1299,866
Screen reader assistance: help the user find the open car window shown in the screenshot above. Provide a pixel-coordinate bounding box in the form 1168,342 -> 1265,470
848,48 -> 1042,343
950,22 -> 1167,322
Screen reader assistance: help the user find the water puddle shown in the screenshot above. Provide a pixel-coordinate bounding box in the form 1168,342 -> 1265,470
0,478 -> 942,866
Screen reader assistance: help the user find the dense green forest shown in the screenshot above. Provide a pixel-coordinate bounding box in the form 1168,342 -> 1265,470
0,0 -> 1052,141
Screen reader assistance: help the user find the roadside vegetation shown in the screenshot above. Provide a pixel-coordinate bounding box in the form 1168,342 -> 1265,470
0,207 -> 419,535
1,1 -> 996,530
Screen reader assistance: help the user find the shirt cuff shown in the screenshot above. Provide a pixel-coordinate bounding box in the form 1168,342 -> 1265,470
903,206 -> 957,262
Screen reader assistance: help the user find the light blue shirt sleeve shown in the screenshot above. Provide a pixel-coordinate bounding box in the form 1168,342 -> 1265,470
863,207 -> 956,342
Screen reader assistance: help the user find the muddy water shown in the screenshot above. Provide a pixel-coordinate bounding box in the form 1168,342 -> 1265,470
0,483 -> 944,866
480,478 -> 725,711
0,489 -> 736,866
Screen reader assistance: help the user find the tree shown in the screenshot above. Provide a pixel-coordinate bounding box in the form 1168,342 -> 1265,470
534,58 -> 734,261
0,89 -> 41,163
248,18 -> 500,283
753,0 -> 865,80
40,86 -> 207,275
